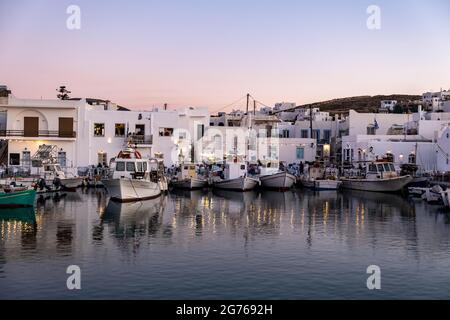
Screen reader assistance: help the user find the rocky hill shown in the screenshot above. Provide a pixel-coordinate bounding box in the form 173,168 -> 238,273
296,94 -> 422,114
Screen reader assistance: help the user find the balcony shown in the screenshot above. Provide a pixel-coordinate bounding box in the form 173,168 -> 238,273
0,130 -> 77,138
126,134 -> 153,145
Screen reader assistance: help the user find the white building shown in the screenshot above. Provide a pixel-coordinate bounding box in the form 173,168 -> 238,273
0,94 -> 81,173
422,89 -> 450,112
0,87 -> 211,172
379,100 -> 398,113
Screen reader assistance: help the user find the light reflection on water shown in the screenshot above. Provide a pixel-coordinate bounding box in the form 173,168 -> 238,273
1,188 -> 450,299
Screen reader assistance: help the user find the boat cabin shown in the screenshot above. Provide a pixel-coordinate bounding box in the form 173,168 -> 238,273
177,164 -> 197,180
365,162 -> 398,179
110,149 -> 160,181
42,163 -> 68,180
224,162 -> 247,180
258,161 -> 280,176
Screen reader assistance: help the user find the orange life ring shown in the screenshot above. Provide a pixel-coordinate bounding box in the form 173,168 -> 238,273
135,151 -> 142,159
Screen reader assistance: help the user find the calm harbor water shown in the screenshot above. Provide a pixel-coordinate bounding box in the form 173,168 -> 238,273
1,188 -> 450,299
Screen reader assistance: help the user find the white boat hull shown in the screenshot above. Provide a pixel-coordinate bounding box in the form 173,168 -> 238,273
303,179 -> 341,191
423,189 -> 442,203
213,176 -> 259,192
103,178 -> 161,202
441,190 -> 450,208
172,178 -> 208,190
341,175 -> 412,192
60,177 -> 83,189
259,172 -> 296,190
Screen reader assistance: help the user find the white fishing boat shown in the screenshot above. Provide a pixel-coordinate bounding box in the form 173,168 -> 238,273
421,185 -> 443,204
258,161 -> 296,190
301,164 -> 341,191
170,163 -> 208,190
103,148 -> 162,202
212,162 -> 259,192
340,162 -> 412,192
41,163 -> 83,189
441,189 -> 450,208
408,187 -> 428,197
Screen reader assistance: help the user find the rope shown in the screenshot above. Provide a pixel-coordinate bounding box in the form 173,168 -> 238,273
209,95 -> 248,114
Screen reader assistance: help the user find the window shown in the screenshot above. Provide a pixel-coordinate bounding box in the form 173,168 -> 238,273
126,162 -> 135,172
197,124 -> 205,140
159,128 -> 174,137
240,165 -> 246,170
409,154 -> 416,164
94,123 -> 105,137
367,126 -> 376,135
296,147 -> 305,160
179,131 -> 187,140
282,129 -> 290,138
323,130 -> 331,143
97,152 -> 107,166
377,164 -> 385,172
58,151 -> 67,167
22,150 -> 31,167
312,129 -> 320,142
301,130 -> 309,138
143,162 -> 147,172
116,162 -> 125,172
135,124 -> 145,135
389,164 -> 396,171
368,164 -> 378,173
115,123 -> 125,137
9,153 -> 20,165
383,163 -> 390,172
136,162 -> 143,172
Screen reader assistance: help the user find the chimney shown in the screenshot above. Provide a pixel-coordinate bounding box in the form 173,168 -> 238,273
164,103 -> 168,111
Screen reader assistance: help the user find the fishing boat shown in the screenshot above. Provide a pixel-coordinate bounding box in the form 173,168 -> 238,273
301,164 -> 341,191
441,189 -> 450,208
408,187 -> 428,197
421,185 -> 443,204
40,163 -> 83,189
400,164 -> 430,188
103,148 -> 162,202
170,163 -> 208,190
257,161 -> 296,191
340,161 -> 412,192
212,162 -> 259,192
0,189 -> 36,208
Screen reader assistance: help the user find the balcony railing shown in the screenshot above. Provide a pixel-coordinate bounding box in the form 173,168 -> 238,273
0,130 -> 77,138
126,134 -> 153,145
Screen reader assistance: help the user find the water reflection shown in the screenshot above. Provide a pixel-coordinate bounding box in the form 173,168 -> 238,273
97,197 -> 165,253
1,188 -> 450,299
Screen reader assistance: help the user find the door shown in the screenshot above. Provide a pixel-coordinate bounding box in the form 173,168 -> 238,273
24,117 -> 39,137
59,117 -> 74,137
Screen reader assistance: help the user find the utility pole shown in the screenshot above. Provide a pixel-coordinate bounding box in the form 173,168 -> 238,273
246,93 -> 250,115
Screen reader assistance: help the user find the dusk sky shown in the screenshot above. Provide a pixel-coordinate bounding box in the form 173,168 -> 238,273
1,0 -> 449,111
